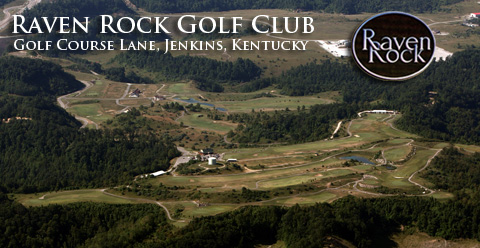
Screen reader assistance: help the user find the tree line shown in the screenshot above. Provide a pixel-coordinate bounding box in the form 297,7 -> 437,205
5,193 -> 480,247
130,0 -> 462,14
227,103 -> 364,144
239,49 -> 480,145
114,50 -> 262,84
0,0 -> 14,6
0,195 -> 171,248
0,56 -> 180,193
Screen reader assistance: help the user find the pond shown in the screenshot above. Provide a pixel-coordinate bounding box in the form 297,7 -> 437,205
174,98 -> 227,112
384,165 -> 397,170
340,155 -> 375,165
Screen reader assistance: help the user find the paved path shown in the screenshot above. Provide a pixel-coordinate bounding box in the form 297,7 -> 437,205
0,0 -> 42,31
168,146 -> 195,175
330,121 -> 342,139
408,149 -> 441,193
57,80 -> 99,129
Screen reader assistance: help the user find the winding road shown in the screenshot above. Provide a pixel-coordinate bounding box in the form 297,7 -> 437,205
0,0 -> 42,31
57,80 -> 99,129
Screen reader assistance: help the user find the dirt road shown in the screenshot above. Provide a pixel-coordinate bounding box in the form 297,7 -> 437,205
0,0 -> 42,30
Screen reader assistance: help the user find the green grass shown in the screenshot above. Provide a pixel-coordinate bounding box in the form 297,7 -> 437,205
258,169 -> 352,189
187,205 -> 238,217
180,113 -> 236,134
68,103 -> 113,124
15,190 -> 139,207
384,146 -> 412,162
162,201 -> 237,221
154,158 -> 342,189
430,191 -> 454,200
392,149 -> 437,179
222,115 -> 399,161
214,96 -> 335,112
387,139 -> 412,145
270,191 -> 338,205
168,83 -> 201,95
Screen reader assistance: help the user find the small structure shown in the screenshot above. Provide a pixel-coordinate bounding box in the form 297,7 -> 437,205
469,13 -> 480,19
199,148 -> 214,155
227,158 -> 238,163
336,40 -> 351,48
357,110 -> 397,117
153,95 -> 165,101
149,170 -> 166,177
465,23 -> 479,27
208,157 -> 217,165
129,88 -> 141,98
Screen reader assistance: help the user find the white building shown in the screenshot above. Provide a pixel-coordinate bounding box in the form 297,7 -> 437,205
208,157 -> 217,165
149,170 -> 166,177
470,13 -> 480,19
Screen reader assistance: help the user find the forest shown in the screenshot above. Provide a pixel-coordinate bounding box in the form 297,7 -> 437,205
4,193 -> 480,247
21,0 -> 132,19
421,147 -> 480,199
0,57 -> 179,193
228,103 -> 364,144
239,49 -> 480,145
0,195 -> 171,248
0,0 -> 14,6
130,0 -> 462,14
0,56 -> 83,96
114,50 -> 262,83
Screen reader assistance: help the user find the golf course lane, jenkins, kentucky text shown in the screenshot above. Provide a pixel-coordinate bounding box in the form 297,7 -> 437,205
352,12 -> 435,81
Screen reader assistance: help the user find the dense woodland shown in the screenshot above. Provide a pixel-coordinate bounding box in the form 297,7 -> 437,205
239,49 -> 480,144
228,103 -> 364,144
0,0 -> 14,6
0,57 -> 179,193
114,50 -> 262,83
4,193 -> 480,247
130,0 -> 462,14
0,56 -> 83,96
0,196 -> 171,248
421,147 -> 480,197
22,0 -> 132,19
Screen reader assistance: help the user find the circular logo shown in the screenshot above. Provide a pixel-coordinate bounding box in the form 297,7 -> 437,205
351,12 -> 435,81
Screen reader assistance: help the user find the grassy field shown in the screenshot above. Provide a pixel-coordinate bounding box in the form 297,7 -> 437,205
257,169 -> 352,189
15,190 -> 140,207
161,201 -> 238,220
268,191 -> 338,206
384,146 -> 412,162
68,103 -> 113,124
154,158 -> 342,189
392,149 -> 438,179
167,82 -> 339,112
167,83 -> 200,95
393,231 -> 480,248
223,114 -> 413,162
180,113 -> 237,134
214,95 -> 335,112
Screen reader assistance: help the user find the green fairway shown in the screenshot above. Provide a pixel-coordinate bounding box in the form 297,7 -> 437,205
270,191 -> 338,205
69,103 -> 112,123
392,149 -> 438,178
257,169 -> 352,189
16,190 -> 140,206
168,83 -> 201,95
154,158 -> 342,189
162,201 -> 238,220
214,96 -> 334,112
180,113 -> 236,134
384,146 -> 412,162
